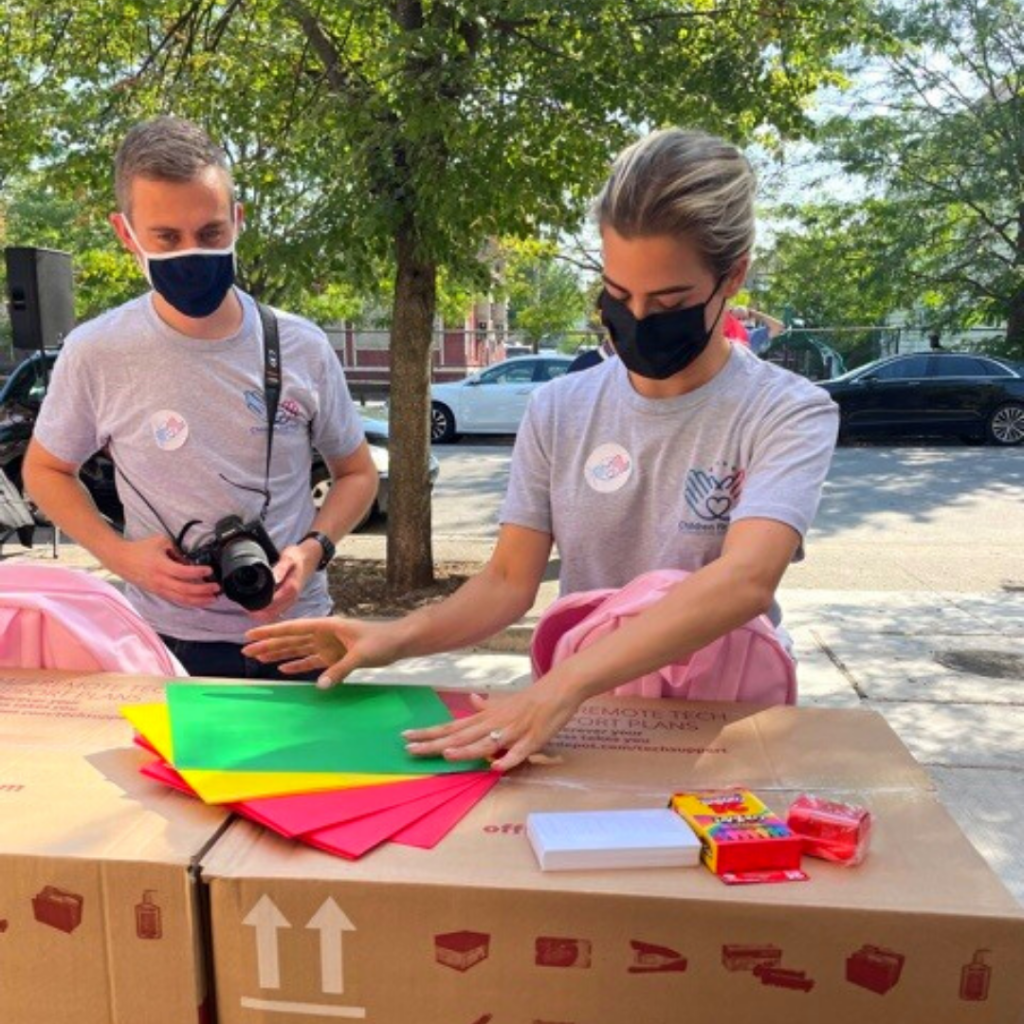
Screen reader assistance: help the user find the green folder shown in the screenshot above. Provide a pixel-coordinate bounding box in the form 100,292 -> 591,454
166,681 -> 487,774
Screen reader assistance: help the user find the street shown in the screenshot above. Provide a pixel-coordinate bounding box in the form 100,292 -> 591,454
427,442 -> 1024,592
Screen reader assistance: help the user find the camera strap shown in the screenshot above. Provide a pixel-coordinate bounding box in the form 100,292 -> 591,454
114,299 -> 283,550
256,302 -> 281,522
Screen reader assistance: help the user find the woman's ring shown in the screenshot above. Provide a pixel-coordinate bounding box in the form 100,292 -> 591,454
488,729 -> 504,746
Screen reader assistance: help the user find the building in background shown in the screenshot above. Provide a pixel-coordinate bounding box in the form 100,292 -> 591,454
324,296 -> 513,397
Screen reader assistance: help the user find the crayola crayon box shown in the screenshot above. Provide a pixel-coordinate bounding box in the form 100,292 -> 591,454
670,789 -> 803,875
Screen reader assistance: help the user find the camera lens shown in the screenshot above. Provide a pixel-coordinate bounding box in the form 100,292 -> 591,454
219,537 -> 275,610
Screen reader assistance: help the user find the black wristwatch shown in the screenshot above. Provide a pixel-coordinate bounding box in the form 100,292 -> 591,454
301,530 -> 336,571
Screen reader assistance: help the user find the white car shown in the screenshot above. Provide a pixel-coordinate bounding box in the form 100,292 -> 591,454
430,355 -> 573,442
310,416 -> 440,527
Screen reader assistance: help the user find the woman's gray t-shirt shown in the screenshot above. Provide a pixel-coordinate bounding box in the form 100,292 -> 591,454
500,345 -> 839,617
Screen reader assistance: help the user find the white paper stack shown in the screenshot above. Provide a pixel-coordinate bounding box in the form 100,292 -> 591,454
527,807 -> 702,871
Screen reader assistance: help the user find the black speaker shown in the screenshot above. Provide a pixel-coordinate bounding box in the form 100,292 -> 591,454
4,247 -> 75,351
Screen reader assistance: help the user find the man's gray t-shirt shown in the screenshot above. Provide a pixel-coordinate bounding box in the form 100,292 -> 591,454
34,290 -> 364,641
500,346 -> 838,620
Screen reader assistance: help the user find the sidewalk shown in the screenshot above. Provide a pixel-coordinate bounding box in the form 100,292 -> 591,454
4,538 -> 1022,904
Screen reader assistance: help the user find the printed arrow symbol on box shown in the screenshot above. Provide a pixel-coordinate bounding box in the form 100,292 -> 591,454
307,899 -> 356,995
243,895 -> 291,990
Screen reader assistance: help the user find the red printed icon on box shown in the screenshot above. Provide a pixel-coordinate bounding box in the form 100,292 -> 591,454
721,944 -> 783,973
846,944 -> 905,995
135,890 -> 162,940
535,937 -> 592,969
754,964 -> 815,992
435,930 -> 490,972
628,939 -> 687,974
32,885 -> 84,934
960,949 -> 992,1002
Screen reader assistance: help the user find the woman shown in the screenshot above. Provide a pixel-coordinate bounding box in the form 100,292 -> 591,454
244,127 -> 839,771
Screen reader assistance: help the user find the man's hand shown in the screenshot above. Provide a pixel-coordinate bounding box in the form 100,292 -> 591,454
243,615 -> 409,685
247,542 -> 320,624
112,536 -> 221,607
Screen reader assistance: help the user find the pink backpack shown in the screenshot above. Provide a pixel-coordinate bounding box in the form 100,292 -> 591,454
531,569 -> 796,705
0,565 -> 186,676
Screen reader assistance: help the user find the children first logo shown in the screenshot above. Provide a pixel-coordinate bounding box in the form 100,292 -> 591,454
585,443 -> 634,494
680,465 -> 745,533
244,390 -> 305,433
150,410 -> 189,451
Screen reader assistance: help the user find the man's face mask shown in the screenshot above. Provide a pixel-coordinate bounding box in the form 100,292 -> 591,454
598,276 -> 727,380
122,214 -> 237,319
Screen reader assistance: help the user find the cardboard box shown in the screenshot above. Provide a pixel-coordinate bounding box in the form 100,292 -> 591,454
201,697 -> 1024,1023
0,670 -> 231,1024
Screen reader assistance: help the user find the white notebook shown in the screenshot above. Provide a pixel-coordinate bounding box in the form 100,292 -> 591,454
527,808 -> 702,871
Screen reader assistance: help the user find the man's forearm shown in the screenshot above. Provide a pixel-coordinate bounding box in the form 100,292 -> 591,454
310,469 -> 378,541
23,465 -> 129,570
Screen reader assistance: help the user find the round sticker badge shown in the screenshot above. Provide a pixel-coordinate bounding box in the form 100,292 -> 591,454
151,410 -> 190,452
585,442 -> 634,494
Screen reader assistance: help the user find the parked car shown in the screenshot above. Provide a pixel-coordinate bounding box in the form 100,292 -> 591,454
0,350 -> 437,530
430,354 -> 573,442
819,352 -> 1024,446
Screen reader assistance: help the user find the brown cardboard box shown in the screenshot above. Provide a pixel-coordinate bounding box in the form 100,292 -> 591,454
0,670 -> 231,1024
202,698 -> 1024,1023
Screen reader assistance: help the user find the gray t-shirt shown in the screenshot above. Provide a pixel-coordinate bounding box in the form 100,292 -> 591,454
35,289 -> 364,642
500,346 -> 838,620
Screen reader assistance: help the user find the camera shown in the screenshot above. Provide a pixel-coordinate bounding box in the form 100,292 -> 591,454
183,515 -> 280,611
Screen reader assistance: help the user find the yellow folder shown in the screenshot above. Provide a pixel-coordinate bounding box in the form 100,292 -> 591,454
122,703 -> 416,804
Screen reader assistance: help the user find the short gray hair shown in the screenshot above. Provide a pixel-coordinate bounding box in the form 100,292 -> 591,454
594,128 -> 756,278
114,116 -> 234,214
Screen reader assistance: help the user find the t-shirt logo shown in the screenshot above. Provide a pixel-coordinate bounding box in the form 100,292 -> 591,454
684,468 -> 745,522
244,390 -> 305,433
150,410 -> 189,451
585,443 -> 634,494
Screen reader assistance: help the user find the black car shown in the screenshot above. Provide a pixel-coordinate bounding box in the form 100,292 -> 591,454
0,350 -> 438,530
819,352 -> 1024,446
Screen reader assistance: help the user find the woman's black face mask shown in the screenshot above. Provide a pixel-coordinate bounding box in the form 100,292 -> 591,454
598,277 -> 727,380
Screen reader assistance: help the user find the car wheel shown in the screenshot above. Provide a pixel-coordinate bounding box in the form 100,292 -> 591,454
835,414 -> 853,446
310,462 -> 332,510
987,402 -> 1024,446
312,462 -> 377,531
431,402 -> 458,444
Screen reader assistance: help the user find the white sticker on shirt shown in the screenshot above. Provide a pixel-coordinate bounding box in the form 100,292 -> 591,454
151,410 -> 189,451
584,442 -> 634,493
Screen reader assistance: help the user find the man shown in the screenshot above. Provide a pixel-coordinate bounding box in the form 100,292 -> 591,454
24,116 -> 378,678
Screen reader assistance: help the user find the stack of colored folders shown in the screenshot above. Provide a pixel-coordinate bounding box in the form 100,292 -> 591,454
122,681 -> 500,859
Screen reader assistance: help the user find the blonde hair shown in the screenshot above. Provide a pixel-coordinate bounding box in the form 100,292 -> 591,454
594,128 -> 756,278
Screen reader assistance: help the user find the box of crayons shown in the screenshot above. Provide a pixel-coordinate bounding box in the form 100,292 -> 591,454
669,789 -> 803,876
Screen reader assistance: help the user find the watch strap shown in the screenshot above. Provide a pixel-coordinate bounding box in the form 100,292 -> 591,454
301,530 -> 335,571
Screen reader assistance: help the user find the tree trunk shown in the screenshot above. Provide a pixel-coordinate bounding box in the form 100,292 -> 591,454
386,224 -> 437,593
1009,204 -> 1024,358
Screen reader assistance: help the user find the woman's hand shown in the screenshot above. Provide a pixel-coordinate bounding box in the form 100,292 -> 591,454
402,674 -> 585,771
243,616 -> 408,687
